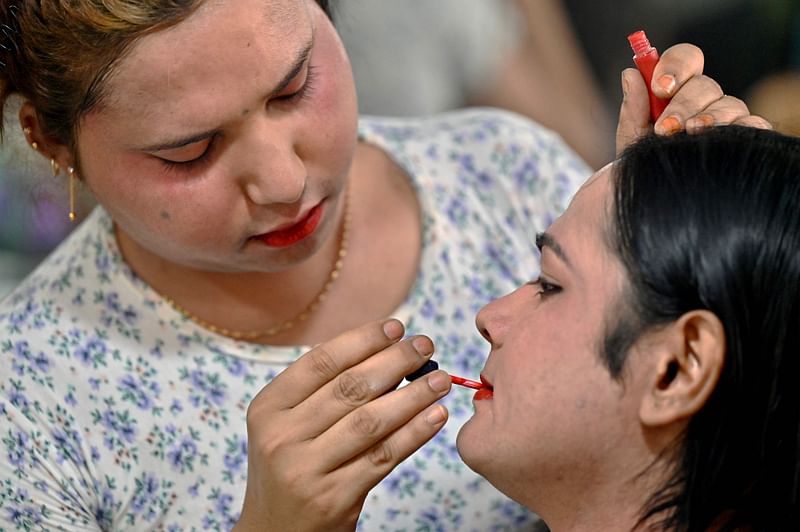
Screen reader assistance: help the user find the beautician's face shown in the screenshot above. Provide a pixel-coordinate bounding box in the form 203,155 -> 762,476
76,0 -> 357,272
458,166 -> 647,507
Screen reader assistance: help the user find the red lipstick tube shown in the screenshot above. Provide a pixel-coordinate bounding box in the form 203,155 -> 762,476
628,30 -> 669,122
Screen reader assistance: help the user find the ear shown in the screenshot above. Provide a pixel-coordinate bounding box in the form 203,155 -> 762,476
19,101 -> 74,172
639,310 -> 725,427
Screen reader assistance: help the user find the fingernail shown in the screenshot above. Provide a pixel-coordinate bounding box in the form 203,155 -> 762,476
687,114 -> 714,133
425,404 -> 447,425
412,336 -> 433,357
427,371 -> 451,392
657,74 -> 676,95
383,319 -> 404,340
660,115 -> 681,135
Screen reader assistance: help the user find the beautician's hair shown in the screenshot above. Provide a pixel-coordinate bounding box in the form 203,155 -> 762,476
0,0 -> 331,146
608,126 -> 800,531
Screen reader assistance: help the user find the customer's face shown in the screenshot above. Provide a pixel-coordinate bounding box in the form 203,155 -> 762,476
458,165 -> 651,508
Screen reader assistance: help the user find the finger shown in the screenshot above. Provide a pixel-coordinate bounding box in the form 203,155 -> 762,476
683,95 -> 749,134
294,335 -> 436,437
258,319 -> 405,409
320,370 -> 451,478
651,43 -> 704,99
732,115 -> 773,130
312,369 -> 451,472
616,68 -> 652,155
654,75 -> 723,135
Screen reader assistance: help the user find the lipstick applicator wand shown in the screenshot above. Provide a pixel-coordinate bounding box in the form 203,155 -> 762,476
628,30 -> 670,122
405,360 -> 485,390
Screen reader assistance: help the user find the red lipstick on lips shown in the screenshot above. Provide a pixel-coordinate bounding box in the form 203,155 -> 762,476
473,375 -> 494,401
259,203 -> 324,247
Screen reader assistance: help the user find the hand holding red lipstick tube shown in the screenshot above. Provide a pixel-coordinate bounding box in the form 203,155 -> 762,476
615,42 -> 771,155
234,319 -> 450,532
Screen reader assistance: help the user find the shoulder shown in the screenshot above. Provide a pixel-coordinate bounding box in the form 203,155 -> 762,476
1,208 -> 108,309
358,107 -> 589,173
359,107 -> 562,143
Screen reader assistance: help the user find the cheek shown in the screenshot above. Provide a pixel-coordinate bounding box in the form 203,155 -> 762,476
82,151 -> 237,252
302,24 -> 358,167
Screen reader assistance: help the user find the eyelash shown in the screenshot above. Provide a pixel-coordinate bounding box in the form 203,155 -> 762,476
160,137 -> 217,174
529,277 -> 562,299
278,64 -> 318,104
160,66 -> 318,174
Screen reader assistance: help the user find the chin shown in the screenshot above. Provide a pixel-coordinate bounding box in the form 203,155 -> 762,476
456,417 -> 489,475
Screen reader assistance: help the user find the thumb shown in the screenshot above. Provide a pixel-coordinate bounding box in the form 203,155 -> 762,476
616,68 -> 652,156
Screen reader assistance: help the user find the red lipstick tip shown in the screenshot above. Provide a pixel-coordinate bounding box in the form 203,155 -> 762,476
627,30 -> 653,57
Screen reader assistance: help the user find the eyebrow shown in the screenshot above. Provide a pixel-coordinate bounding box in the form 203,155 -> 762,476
535,231 -> 572,268
138,36 -> 315,153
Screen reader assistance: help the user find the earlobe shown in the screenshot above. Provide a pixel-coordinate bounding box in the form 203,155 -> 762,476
640,310 -> 725,427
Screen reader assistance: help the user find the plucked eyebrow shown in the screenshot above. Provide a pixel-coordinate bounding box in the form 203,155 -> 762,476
138,36 -> 315,153
535,231 -> 572,268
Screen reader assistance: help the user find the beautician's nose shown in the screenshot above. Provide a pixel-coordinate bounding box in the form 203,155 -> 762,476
240,128 -> 307,205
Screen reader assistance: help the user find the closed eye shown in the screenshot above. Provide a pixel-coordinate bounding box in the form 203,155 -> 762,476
156,136 -> 217,174
274,65 -> 318,105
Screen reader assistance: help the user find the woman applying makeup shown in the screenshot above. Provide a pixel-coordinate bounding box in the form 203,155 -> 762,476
0,0 -> 765,529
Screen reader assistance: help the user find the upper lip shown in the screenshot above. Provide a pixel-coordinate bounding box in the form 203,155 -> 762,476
254,202 -> 319,235
479,374 -> 494,390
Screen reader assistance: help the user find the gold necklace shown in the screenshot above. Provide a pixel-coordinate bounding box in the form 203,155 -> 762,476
164,191 -> 351,341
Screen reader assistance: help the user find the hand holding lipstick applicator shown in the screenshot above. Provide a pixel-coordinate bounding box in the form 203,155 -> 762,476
405,360 -> 485,390
628,30 -> 670,122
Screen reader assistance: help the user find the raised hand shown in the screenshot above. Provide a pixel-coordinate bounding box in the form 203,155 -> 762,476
616,43 -> 772,154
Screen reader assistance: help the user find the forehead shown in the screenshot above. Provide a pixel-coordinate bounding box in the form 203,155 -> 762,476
99,0 -> 310,123
547,164 -> 614,252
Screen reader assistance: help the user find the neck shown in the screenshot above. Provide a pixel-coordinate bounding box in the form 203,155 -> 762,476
531,449 -> 672,532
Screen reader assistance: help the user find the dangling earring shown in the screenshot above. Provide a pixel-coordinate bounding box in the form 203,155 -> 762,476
67,167 -> 77,221
51,158 -> 60,177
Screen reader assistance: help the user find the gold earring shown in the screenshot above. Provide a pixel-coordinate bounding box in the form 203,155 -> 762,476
51,158 -> 60,177
67,167 -> 76,221
23,127 -> 39,150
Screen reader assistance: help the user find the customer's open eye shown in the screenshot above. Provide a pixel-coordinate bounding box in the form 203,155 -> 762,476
528,277 -> 562,299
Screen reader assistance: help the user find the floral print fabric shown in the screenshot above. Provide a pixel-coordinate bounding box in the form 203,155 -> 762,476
0,109 -> 589,531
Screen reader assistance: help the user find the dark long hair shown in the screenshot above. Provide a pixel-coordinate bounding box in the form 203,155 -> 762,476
610,126 -> 800,531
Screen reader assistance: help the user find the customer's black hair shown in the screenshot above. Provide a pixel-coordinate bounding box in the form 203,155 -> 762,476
608,126 -> 800,531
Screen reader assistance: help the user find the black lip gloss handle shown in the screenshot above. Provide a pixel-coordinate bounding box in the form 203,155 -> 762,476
404,359 -> 439,382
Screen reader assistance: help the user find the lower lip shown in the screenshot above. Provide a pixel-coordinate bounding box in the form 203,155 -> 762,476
259,204 -> 323,247
474,388 -> 494,401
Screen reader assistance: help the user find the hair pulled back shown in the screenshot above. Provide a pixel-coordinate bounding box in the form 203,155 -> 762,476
611,126 -> 800,530
0,0 -> 331,146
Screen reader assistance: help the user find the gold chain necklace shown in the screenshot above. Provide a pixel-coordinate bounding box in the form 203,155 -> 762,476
164,190 -> 351,341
